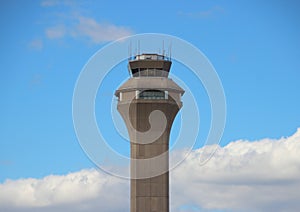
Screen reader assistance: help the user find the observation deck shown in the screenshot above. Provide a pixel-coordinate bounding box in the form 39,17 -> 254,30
128,53 -> 171,77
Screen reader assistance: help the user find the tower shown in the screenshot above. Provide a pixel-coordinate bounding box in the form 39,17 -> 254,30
115,53 -> 184,212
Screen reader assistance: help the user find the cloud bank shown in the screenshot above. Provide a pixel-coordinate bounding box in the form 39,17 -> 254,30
171,128 -> 300,212
1,129 -> 300,212
0,170 -> 129,212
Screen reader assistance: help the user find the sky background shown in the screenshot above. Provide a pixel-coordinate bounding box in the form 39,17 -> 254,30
0,0 -> 300,211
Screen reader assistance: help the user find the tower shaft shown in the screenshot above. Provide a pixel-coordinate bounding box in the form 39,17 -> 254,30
118,100 -> 180,212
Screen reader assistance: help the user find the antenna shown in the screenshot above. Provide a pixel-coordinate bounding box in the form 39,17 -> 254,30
169,42 -> 172,60
138,40 -> 140,56
128,43 -> 130,60
129,40 -> 132,60
127,63 -> 132,77
162,40 -> 165,57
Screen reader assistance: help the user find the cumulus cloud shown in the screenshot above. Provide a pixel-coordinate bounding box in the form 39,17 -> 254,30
0,169 -> 129,212
1,129 -> 300,212
44,16 -> 133,43
71,16 -> 133,43
45,25 -> 66,39
171,128 -> 300,212
41,0 -> 133,44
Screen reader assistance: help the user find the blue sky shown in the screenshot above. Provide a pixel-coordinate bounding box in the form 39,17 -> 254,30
0,0 -> 300,211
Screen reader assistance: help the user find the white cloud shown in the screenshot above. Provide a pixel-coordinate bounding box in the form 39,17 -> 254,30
1,129 -> 300,211
43,16 -> 133,43
171,128 -> 300,211
40,1 -> 133,44
45,25 -> 66,39
0,169 -> 129,212
71,16 -> 133,43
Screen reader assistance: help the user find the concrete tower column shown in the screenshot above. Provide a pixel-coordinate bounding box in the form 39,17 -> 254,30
115,54 -> 184,212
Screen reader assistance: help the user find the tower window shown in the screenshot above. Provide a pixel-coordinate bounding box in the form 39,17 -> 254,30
138,90 -> 166,100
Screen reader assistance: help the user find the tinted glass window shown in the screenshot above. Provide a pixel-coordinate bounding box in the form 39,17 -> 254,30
139,90 -> 165,99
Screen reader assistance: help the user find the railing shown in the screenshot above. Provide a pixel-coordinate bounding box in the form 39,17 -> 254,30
129,54 -> 171,61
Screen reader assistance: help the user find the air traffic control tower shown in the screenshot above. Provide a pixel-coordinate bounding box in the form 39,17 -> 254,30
115,53 -> 184,212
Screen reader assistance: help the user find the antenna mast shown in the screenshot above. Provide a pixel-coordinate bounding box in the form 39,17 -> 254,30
162,40 -> 165,57
138,40 -> 140,56
169,42 -> 172,60
129,40 -> 132,60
